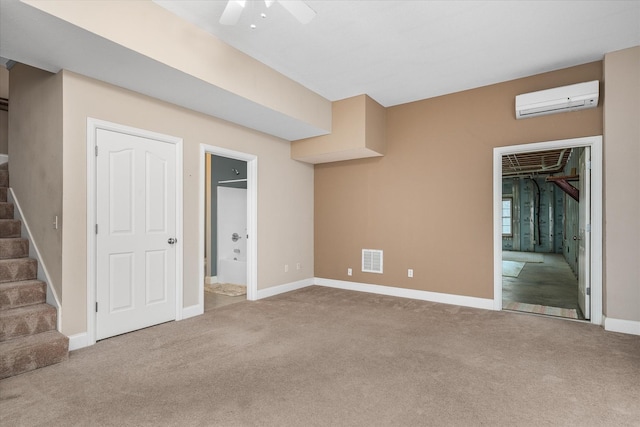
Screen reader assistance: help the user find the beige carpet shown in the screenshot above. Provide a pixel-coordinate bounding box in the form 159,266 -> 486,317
503,301 -> 579,319
204,283 -> 246,297
1,286 -> 639,426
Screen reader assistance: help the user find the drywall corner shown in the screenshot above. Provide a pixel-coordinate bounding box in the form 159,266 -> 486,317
291,94 -> 387,164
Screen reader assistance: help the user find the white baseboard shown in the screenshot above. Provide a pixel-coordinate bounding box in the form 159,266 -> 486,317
68,332 -> 89,351
0,154 -> 7,164
314,278 -> 495,311
182,304 -> 204,320
603,315 -> 640,335
205,276 -> 217,285
256,278 -> 314,300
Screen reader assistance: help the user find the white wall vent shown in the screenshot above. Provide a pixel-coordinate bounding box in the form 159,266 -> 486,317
515,80 -> 599,119
362,249 -> 383,274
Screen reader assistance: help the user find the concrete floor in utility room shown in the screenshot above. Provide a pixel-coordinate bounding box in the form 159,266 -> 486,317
502,252 -> 583,320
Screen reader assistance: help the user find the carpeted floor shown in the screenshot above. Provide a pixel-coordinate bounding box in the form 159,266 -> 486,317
1,286 -> 639,426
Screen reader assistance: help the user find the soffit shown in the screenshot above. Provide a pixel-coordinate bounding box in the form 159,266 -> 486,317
1,1 -> 639,140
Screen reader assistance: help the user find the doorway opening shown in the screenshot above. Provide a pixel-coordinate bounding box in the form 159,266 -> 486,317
493,136 -> 602,325
198,144 -> 257,315
204,154 -> 248,311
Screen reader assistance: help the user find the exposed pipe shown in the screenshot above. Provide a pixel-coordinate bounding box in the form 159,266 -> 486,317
502,148 -> 569,176
530,178 -> 541,246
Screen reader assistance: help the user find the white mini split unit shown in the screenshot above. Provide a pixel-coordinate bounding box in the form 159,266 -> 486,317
515,80 -> 599,119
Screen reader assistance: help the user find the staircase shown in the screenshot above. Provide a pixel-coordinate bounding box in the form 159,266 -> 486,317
0,163 -> 68,379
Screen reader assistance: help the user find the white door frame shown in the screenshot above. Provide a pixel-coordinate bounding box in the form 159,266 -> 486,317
493,135 -> 603,325
199,144 -> 258,309
86,118 -> 184,346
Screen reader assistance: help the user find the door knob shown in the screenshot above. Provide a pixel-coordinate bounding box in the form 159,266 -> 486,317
168,238 -> 177,245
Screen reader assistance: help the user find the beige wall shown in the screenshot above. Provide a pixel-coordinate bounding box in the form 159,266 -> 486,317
60,71 -> 314,335
315,62 -> 603,299
12,70 -> 306,336
603,46 -> 640,323
8,64 -> 63,295
0,66 -> 9,154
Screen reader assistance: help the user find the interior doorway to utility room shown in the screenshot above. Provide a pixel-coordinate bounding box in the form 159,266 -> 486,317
204,154 -> 248,311
501,146 -> 589,321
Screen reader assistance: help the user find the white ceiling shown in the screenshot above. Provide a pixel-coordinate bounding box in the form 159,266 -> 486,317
1,1 -> 639,140
155,0 -> 640,106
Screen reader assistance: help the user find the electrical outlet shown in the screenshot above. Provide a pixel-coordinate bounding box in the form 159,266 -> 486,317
347,268 -> 352,276
296,263 -> 301,270
284,264 -> 289,273
408,269 -> 413,278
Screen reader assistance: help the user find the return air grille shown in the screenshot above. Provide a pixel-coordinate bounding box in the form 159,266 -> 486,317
362,249 -> 383,274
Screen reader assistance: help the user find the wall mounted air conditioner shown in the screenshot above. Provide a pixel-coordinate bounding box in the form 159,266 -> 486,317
515,80 -> 599,119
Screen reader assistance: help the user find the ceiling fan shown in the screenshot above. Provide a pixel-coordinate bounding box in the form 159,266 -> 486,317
220,0 -> 316,26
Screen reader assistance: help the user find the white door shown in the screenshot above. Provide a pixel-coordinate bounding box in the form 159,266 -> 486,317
96,128 -> 177,340
578,147 -> 591,319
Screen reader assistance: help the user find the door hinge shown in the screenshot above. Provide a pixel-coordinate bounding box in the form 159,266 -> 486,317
586,287 -> 591,296
95,302 -> 98,312
95,224 -> 98,234
95,146 -> 99,156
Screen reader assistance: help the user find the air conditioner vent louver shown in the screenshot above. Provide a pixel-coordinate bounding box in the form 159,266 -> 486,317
515,80 -> 599,119
362,249 -> 383,274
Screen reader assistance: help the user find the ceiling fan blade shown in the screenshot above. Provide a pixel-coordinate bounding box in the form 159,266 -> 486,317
220,0 -> 246,25
278,0 -> 316,24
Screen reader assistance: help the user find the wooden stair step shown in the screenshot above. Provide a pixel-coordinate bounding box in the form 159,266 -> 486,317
0,188 -> 6,203
0,238 -> 29,259
0,330 -> 69,379
0,303 -> 57,342
0,219 -> 22,238
0,280 -> 46,311
0,258 -> 37,283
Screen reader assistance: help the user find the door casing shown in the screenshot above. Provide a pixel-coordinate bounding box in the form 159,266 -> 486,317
493,136 -> 602,325
86,118 -> 184,346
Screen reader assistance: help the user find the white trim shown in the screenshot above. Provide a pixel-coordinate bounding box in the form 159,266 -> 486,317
199,144 -> 258,317
493,136 -> 603,325
603,316 -> 640,336
8,188 -> 62,331
315,278 -> 495,310
67,332 -> 89,351
205,276 -> 217,285
182,303 -> 203,320
0,154 -> 8,164
256,278 -> 315,300
86,118 -> 184,346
